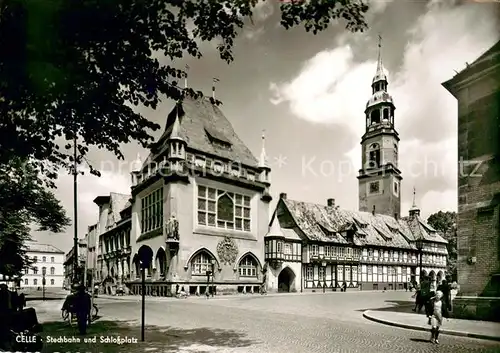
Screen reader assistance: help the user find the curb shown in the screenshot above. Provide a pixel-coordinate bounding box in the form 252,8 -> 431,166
362,310 -> 500,342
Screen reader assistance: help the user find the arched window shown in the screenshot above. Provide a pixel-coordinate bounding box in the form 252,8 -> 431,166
50,267 -> 55,275
33,279 -> 38,286
239,256 -> 257,277
33,267 -> 38,274
191,252 -> 212,275
51,257 -> 55,263
217,194 -> 234,223
42,256 -> 46,262
42,267 -> 46,275
24,279 -> 28,285
383,108 -> 389,120
370,109 -> 380,125
50,279 -> 55,285
369,143 -> 381,168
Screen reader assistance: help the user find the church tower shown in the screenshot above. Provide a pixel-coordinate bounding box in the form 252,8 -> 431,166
358,36 -> 402,218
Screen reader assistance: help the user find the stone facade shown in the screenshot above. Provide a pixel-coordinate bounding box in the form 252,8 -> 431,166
442,39 -> 500,320
92,97 -> 272,297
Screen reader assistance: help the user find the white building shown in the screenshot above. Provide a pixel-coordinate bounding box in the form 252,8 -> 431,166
22,241 -> 65,288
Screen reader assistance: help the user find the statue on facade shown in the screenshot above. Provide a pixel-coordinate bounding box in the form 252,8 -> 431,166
165,215 -> 179,241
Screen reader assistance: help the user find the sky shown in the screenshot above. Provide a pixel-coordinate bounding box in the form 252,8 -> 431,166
33,0 -> 500,253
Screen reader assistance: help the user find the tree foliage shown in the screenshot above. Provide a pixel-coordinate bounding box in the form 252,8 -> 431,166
0,0 -> 368,275
0,0 -> 369,174
427,211 -> 457,281
0,158 -> 70,276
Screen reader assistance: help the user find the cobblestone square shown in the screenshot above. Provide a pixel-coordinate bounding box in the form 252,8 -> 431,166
37,292 -> 500,353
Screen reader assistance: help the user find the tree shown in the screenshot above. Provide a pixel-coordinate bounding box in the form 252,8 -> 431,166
0,0 -> 369,174
0,158 -> 70,277
427,211 -> 457,281
0,0 -> 368,274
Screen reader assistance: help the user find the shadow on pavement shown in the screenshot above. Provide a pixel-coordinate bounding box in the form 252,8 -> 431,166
409,338 -> 431,343
41,320 -> 256,352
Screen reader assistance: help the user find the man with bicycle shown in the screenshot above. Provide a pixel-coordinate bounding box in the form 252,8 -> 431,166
73,284 -> 91,335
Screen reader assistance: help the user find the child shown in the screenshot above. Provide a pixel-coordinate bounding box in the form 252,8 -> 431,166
429,290 -> 445,344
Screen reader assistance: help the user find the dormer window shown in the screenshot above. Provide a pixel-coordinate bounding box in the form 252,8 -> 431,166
205,126 -> 232,150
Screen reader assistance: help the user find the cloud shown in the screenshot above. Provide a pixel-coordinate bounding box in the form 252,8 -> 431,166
269,2 -> 499,216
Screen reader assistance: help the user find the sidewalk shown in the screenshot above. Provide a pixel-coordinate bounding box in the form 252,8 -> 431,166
97,289 -> 391,302
363,310 -> 500,342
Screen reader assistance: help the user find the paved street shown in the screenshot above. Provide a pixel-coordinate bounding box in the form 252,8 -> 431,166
37,291 -> 500,353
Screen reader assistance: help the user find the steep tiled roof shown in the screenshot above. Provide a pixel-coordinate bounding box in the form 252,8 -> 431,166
25,241 -> 64,254
273,199 -> 447,249
109,193 -> 131,224
154,97 -> 258,167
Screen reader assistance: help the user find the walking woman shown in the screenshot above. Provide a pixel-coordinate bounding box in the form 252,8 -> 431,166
429,290 -> 446,344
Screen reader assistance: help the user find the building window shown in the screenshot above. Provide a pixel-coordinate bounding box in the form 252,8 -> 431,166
33,279 -> 37,286
33,267 -> 38,275
239,256 -> 257,277
325,246 -> 331,257
319,267 -> 325,281
33,256 -> 37,262
311,244 -> 318,256
24,279 -> 28,285
277,241 -> 283,253
51,257 -> 55,263
140,188 -> 164,234
369,181 -> 380,194
394,181 -> 399,196
24,268 -> 28,274
284,243 -> 292,255
191,252 -> 212,275
50,267 -> 55,275
50,279 -> 55,285
367,265 -> 373,275
197,186 -> 251,231
42,266 -> 46,274
42,256 -> 46,262
265,242 -> 269,254
306,266 -> 313,280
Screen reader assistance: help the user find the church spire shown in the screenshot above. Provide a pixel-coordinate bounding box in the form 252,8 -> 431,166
372,34 -> 388,86
409,187 -> 421,217
259,129 -> 269,169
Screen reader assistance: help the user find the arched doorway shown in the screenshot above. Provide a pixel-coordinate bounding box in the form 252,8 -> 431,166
278,267 -> 296,292
429,270 -> 436,280
437,270 -> 444,283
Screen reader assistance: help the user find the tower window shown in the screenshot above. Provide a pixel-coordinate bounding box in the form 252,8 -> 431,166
369,181 -> 380,194
368,143 -> 381,168
393,181 -> 399,196
370,110 -> 380,125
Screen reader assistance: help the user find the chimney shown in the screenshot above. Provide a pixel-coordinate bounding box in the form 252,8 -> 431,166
327,198 -> 335,207
279,193 -> 287,200
372,205 -> 376,215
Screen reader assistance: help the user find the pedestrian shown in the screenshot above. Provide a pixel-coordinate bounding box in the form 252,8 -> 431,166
73,284 -> 91,335
175,284 -> 179,295
437,279 -> 451,316
429,290 -> 445,344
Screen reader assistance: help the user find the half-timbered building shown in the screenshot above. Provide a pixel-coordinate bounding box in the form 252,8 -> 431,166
265,40 -> 447,292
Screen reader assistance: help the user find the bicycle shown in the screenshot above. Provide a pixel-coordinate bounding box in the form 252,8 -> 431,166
61,304 -> 98,326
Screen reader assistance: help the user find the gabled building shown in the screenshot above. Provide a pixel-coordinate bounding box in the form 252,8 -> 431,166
265,40 -> 447,292
93,192 -> 132,294
124,96 -> 271,296
265,194 -> 447,292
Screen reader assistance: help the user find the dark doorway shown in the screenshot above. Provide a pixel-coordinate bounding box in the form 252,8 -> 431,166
278,267 -> 295,292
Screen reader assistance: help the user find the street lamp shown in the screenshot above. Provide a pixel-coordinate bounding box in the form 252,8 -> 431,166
320,255 -> 326,293
415,238 -> 424,284
42,267 -> 46,301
